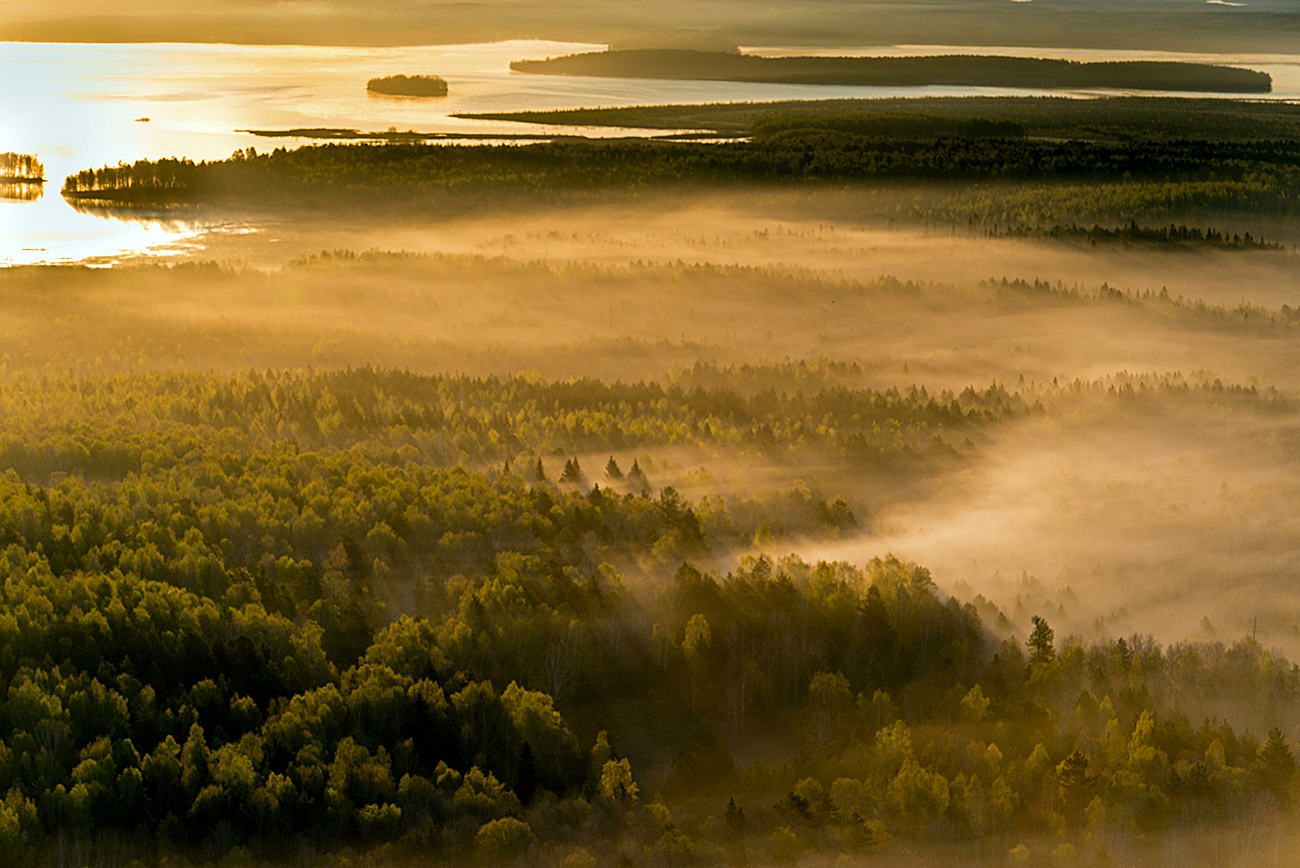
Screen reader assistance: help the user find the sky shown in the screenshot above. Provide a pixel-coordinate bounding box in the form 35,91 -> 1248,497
0,0 -> 1296,49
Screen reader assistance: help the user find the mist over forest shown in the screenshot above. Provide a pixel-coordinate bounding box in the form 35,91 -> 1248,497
2,4 -> 1300,868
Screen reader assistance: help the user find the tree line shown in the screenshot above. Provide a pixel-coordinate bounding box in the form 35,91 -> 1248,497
58,136 -> 1300,212
0,152 -> 43,181
987,220 -> 1284,250
459,96 -> 1300,143
509,50 -> 1273,94
0,366 -> 1019,483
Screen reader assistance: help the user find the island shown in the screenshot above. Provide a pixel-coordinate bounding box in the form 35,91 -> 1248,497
509,50 -> 1273,94
456,96 -> 1300,141
366,74 -> 449,97
0,151 -> 45,183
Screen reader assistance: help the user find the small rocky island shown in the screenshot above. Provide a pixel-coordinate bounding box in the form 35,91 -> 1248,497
366,74 -> 449,97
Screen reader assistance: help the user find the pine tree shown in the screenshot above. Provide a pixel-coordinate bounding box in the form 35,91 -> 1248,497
1027,616 -> 1055,669
605,456 -> 623,480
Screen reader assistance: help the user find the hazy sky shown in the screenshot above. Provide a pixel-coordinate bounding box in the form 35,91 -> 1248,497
0,0 -> 1296,49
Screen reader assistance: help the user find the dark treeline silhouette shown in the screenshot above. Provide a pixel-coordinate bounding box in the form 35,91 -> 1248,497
751,113 -> 1026,140
62,156 -> 197,201
367,74 -> 449,97
0,151 -> 43,182
460,95 -> 1300,142
989,220 -> 1284,250
58,136 -> 1300,211
510,50 -> 1273,94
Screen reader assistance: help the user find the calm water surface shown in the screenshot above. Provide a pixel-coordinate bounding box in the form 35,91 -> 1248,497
2,40 -> 1297,265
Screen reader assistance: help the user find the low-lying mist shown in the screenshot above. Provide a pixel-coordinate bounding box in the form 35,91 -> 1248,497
799,395 -> 1300,659
6,129 -> 1300,866
9,195 -> 1300,670
183,189 -> 1300,309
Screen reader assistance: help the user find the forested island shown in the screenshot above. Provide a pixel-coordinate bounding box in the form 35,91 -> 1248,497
0,151 -> 44,183
510,50 -> 1273,94
367,74 -> 449,97
459,95 -> 1300,141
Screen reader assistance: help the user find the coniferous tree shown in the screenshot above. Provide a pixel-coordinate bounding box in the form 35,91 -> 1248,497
1027,616 -> 1056,669
627,459 -> 650,495
1055,750 -> 1093,827
1255,728 -> 1297,807
561,458 -> 584,484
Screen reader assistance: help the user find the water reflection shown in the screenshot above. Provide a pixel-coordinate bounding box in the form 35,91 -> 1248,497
65,199 -> 202,232
0,181 -> 44,201
366,91 -> 449,103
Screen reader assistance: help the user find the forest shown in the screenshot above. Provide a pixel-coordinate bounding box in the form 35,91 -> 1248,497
56,136 -> 1300,239
508,51 -> 1273,93
457,95 -> 1300,141
0,204 -> 1295,866
0,360 -> 1294,868
986,221 -> 1282,251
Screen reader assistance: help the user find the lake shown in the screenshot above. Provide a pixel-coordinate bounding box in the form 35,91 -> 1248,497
2,39 -> 1298,266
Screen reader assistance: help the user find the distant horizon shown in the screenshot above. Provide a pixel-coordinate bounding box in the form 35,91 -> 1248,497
3,0 -> 1300,53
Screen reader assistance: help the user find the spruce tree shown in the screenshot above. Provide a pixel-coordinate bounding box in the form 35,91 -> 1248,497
1255,728 -> 1297,806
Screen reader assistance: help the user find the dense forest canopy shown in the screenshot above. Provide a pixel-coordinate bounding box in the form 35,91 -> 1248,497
57,137 -> 1300,234
0,362 -> 1294,867
458,95 -> 1300,140
0,232 -> 1296,867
